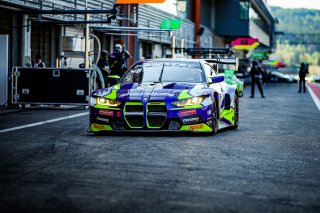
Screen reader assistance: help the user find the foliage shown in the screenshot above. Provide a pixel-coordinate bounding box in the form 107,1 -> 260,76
272,7 -> 320,34
271,7 -> 320,74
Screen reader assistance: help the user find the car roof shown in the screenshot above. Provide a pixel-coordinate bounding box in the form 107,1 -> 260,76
141,58 -> 205,63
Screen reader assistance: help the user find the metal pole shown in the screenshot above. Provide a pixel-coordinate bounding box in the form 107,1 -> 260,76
193,0 -> 201,58
181,38 -> 184,56
125,4 -> 129,52
32,20 -> 113,24
171,34 -> 175,58
85,0 -> 89,68
133,4 -> 139,61
21,14 -> 31,67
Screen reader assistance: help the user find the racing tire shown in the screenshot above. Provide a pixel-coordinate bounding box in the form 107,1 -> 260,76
230,93 -> 239,130
211,99 -> 219,135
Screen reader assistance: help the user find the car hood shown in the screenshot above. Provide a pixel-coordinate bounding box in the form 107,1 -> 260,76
92,82 -> 212,102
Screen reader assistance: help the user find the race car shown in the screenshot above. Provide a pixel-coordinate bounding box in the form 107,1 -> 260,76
224,69 -> 244,97
206,58 -> 244,97
89,59 -> 239,134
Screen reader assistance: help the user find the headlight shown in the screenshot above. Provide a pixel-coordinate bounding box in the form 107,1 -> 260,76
172,96 -> 205,106
96,97 -> 121,107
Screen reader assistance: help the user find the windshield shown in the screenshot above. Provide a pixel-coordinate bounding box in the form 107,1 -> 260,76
120,61 -> 204,83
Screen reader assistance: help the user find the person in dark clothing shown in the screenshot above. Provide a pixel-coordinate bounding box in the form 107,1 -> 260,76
97,50 -> 110,87
298,62 -> 309,93
108,44 -> 132,77
250,61 -> 265,98
32,54 -> 45,68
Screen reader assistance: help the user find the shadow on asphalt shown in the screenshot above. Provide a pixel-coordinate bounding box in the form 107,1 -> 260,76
85,127 -> 234,138
0,106 -> 87,116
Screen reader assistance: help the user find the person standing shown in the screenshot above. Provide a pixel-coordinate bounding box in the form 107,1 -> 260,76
97,50 -> 110,87
298,62 -> 308,93
108,44 -> 132,77
32,54 -> 46,68
250,61 -> 265,98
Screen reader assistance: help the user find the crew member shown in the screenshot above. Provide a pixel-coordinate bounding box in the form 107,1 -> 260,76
33,54 -> 46,68
298,62 -> 308,93
97,50 -> 110,87
250,61 -> 265,98
108,44 -> 132,77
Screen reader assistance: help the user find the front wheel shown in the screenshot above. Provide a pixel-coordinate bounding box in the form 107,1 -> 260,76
211,99 -> 219,134
230,93 -> 239,130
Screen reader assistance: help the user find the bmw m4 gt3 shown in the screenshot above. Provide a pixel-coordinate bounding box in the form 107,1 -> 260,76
89,59 -> 239,134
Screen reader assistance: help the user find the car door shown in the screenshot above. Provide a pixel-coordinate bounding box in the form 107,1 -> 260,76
203,63 -> 226,109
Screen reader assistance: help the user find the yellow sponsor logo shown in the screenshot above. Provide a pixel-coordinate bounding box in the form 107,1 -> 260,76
117,0 -> 165,4
189,124 -> 204,130
93,124 -> 106,130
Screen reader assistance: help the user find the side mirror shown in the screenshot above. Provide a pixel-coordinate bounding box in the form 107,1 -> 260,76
210,75 -> 224,83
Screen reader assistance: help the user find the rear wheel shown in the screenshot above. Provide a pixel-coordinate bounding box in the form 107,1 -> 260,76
211,99 -> 219,134
230,93 -> 239,129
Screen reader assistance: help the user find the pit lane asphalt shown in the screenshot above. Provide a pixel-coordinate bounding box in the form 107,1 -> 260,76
0,83 -> 319,213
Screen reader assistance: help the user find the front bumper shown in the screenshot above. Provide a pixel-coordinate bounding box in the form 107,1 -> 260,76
89,104 -> 214,132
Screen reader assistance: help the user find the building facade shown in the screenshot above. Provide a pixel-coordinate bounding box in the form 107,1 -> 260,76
0,0 -> 196,70
214,0 -> 275,50
0,0 -> 275,106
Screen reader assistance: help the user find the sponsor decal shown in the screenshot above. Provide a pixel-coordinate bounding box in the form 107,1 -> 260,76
93,123 -> 106,130
179,109 -> 196,117
148,111 -> 166,116
189,124 -> 204,130
182,116 -> 201,125
96,117 -> 110,123
125,92 -> 174,97
151,93 -> 174,97
207,110 -> 212,116
148,102 -> 162,105
99,110 -> 114,116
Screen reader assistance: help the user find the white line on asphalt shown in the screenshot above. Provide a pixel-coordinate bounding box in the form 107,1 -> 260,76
0,112 -> 88,133
307,85 -> 320,111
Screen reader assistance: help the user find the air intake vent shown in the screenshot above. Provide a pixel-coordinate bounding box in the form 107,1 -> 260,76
147,102 -> 167,128
124,102 -> 143,128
